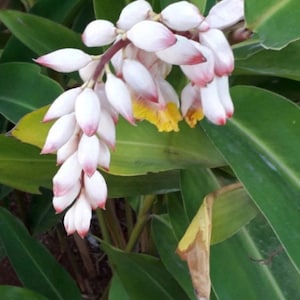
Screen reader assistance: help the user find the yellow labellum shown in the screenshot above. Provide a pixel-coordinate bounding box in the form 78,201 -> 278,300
133,100 -> 182,132
184,107 -> 204,128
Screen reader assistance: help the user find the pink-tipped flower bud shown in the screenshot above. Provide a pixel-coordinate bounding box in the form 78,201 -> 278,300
43,87 -> 81,122
200,78 -> 227,125
84,171 -> 107,209
53,152 -> 82,197
122,58 -> 158,102
206,0 -> 244,30
75,88 -> 101,136
78,134 -> 100,177
117,0 -> 152,30
215,75 -> 234,118
180,43 -> 215,87
126,20 -> 176,52
97,109 -> 116,150
53,180 -> 81,213
199,29 -> 234,76
98,140 -> 111,171
56,128 -> 80,164
34,48 -> 92,72
64,193 -> 92,238
156,35 -> 206,65
41,113 -> 76,154
105,73 -> 135,124
82,20 -> 117,47
160,1 -> 204,31
79,60 -> 99,82
180,82 -> 201,117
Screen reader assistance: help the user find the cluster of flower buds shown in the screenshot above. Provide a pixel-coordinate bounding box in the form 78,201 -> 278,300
35,0 -> 245,237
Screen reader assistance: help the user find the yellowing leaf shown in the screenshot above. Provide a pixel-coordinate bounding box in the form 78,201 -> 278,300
177,195 -> 213,300
11,106 -> 52,148
177,183 -> 246,300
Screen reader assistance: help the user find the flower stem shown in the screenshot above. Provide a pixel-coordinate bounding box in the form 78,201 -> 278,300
96,208 -> 111,244
92,38 -> 130,82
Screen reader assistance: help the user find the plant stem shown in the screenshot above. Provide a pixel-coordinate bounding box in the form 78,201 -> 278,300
96,208 -> 111,244
125,194 -> 156,252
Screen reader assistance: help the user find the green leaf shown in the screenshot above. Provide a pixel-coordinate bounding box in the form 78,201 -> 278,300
0,286 -> 48,300
245,1 -> 300,49
28,189 -> 60,235
210,184 -> 258,244
12,106 -> 225,176
151,216 -> 195,300
211,215 -> 300,299
0,63 -> 63,123
101,241 -> 189,300
30,0 -> 84,23
109,274 -> 130,300
0,10 -> 89,56
105,170 -> 180,198
93,0 -> 124,22
0,135 -> 57,193
201,85 -> 300,272
235,40 -> 300,81
180,167 -> 220,220
111,121 -> 225,175
0,208 -> 82,300
1,0 -> 84,63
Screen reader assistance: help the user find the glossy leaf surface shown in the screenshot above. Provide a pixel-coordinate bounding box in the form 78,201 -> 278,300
0,208 -> 82,300
101,242 -> 189,300
0,63 -> 63,123
211,215 -> 300,299
0,286 -> 47,300
235,40 -> 300,81
0,135 -> 56,193
11,107 -> 225,176
202,86 -> 300,272
245,1 -> 300,49
0,10 -> 88,55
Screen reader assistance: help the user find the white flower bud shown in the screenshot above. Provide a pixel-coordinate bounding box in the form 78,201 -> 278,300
35,48 -> 92,72
126,20 -> 176,52
199,29 -> 234,76
215,75 -> 234,118
105,73 -> 134,124
53,152 -> 82,197
98,140 -> 111,171
156,35 -> 206,65
180,43 -> 215,87
53,180 -> 81,213
82,20 -> 117,47
117,0 -> 152,30
43,87 -> 81,122
97,109 -> 116,150
75,88 -> 101,136
122,58 -> 158,102
160,1 -> 204,31
206,0 -> 244,30
200,78 -> 227,125
41,113 -> 76,154
84,171 -> 107,209
78,134 -> 100,177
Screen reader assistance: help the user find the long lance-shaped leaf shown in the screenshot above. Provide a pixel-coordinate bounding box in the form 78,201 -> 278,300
201,85 -> 300,272
0,62 -> 63,123
0,208 -> 82,300
211,215 -> 300,299
0,10 -> 89,55
11,106 -> 225,176
0,286 -> 48,300
245,1 -> 300,49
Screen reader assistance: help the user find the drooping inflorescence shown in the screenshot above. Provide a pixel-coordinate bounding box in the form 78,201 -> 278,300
35,0 -> 245,237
